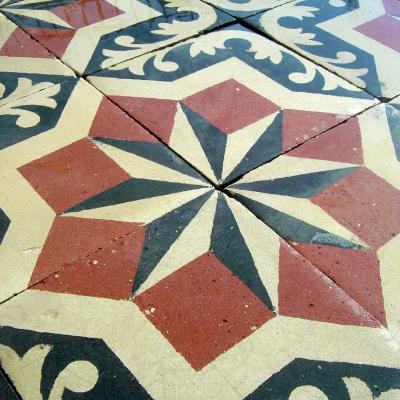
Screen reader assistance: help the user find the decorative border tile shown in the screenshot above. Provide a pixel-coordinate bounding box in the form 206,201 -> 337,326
246,0 -> 400,98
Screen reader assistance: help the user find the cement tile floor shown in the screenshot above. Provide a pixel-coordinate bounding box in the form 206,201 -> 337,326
0,1 -> 400,399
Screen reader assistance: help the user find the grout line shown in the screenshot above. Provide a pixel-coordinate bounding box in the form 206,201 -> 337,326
0,229 -> 138,307
0,77 -> 75,110
82,75 -> 221,189
219,99 -> 380,189
84,18 -> 239,77
0,5 -> 236,78
223,192 -> 387,327
237,18 -> 391,101
0,0 -> 397,340
199,0 -> 297,19
0,366 -> 23,400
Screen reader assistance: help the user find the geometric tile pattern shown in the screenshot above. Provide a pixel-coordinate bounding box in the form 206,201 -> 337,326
247,0 -> 400,98
0,0 -> 233,74
228,103 -> 400,332
1,2 -> 400,399
89,25 -> 376,185
0,13 -> 76,146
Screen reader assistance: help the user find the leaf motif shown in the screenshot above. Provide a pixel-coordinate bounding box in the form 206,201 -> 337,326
282,5 -> 320,20
259,8 -> 368,90
343,376 -> 374,399
0,343 -> 52,399
0,80 -> 60,128
49,360 -> 99,400
101,1 -> 217,70
0,78 -> 53,107
188,30 -> 283,63
0,343 -> 99,399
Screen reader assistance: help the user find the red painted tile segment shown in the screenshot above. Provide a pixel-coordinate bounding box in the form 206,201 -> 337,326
135,251 -> 274,370
19,138 -> 130,213
0,28 -> 53,58
51,0 -> 123,29
33,223 -> 145,299
312,167 -> 400,249
278,241 -> 380,327
23,28 -> 76,58
356,15 -> 400,53
289,117 -> 364,164
182,79 -> 279,134
282,109 -> 347,151
89,97 -> 156,142
110,97 -> 178,144
291,243 -> 386,325
30,216 -> 141,285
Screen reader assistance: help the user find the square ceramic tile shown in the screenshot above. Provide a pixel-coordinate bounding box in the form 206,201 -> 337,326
2,75 -> 400,399
228,103 -> 400,340
88,25 -> 376,186
201,0 -> 295,18
246,0 -> 400,99
0,0 -> 232,75
0,13 -> 75,113
2,152 -> 400,398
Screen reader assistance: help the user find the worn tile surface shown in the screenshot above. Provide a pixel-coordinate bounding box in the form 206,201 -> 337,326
246,0 -> 400,99
88,25 -> 376,186
1,1 -> 400,399
0,0 -> 232,74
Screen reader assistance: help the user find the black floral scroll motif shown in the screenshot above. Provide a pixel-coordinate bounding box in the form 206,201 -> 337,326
246,358 -> 400,399
0,326 -> 153,399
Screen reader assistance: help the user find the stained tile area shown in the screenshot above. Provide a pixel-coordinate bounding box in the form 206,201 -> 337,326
246,0 -> 400,98
1,1 -> 400,399
0,0 -> 233,74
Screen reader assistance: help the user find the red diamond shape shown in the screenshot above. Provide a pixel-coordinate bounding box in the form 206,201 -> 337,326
33,217 -> 146,300
18,138 -> 130,213
182,79 -> 279,134
134,251 -> 274,370
51,0 -> 123,29
312,167 -> 400,249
